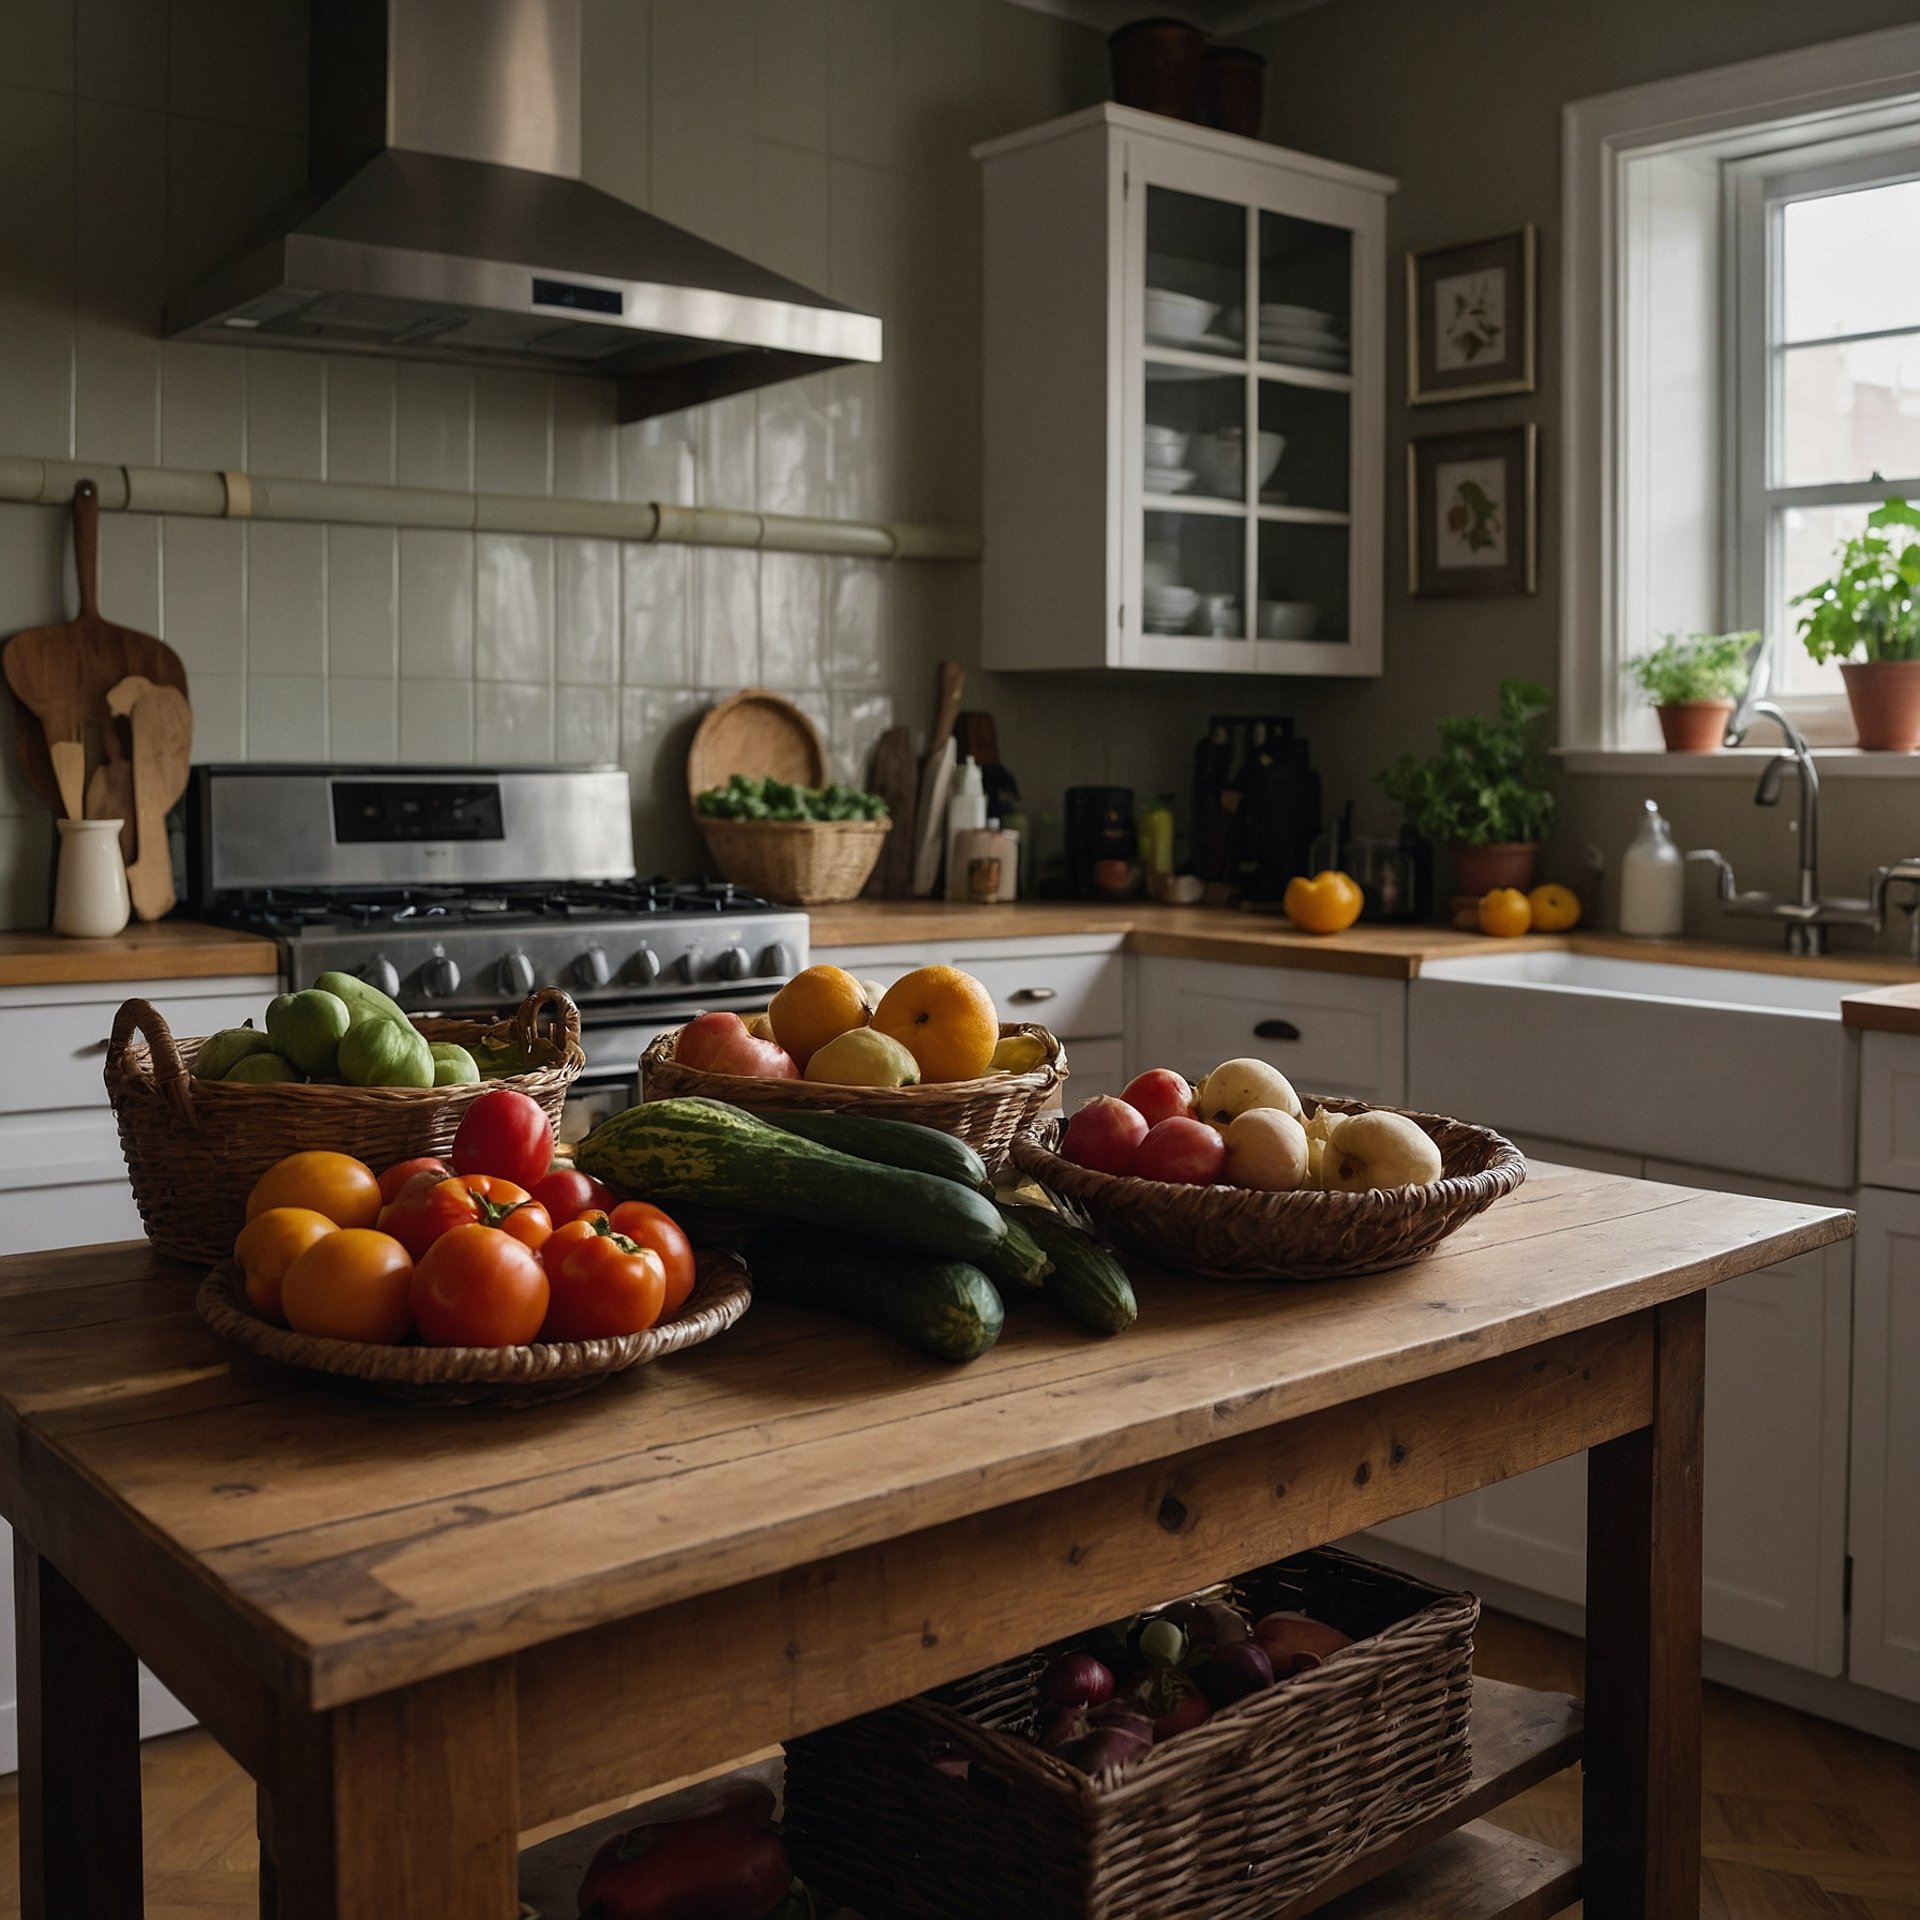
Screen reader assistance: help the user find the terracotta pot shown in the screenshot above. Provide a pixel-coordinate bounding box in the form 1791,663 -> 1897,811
1109,17 -> 1207,121
1655,700 -> 1733,752
1450,841 -> 1538,896
1841,660 -> 1920,752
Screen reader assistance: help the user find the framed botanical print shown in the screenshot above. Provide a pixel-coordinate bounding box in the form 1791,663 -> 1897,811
1408,424 -> 1538,596
1407,226 -> 1536,404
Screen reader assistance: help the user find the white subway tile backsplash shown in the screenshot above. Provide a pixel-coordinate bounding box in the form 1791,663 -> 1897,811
556,539 -> 620,686
246,522 -> 326,676
74,100 -> 164,467
695,547 -> 760,688
94,512 -> 160,634
246,352 -> 326,480
0,505 -> 66,641
0,86 -> 76,461
697,392 -> 758,510
0,817 -> 53,931
476,683 -> 556,765
398,530 -> 475,680
327,526 -> 398,678
827,557 -> 890,688
247,673 -> 328,761
475,371 -> 554,495
553,377 -> 619,502
398,680 -> 475,765
621,685 -> 710,874
829,690 -> 894,787
326,358 -> 397,484
556,685 -> 618,766
759,552 -> 825,689
0,702 -> 42,819
618,424 -> 696,507
160,342 -> 247,472
476,534 -> 554,684
397,363 -> 475,491
328,678 -> 399,765
621,542 -> 691,686
161,518 -> 246,676
189,671 -> 246,762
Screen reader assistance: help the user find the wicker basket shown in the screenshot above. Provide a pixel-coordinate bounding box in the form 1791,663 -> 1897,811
640,1021 -> 1066,1169
784,1547 -> 1477,1920
197,1248 -> 751,1408
106,988 -> 586,1266
696,815 -> 889,906
1011,1096 -> 1525,1282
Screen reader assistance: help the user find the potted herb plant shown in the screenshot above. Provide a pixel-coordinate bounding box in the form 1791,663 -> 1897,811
1795,498 -> 1920,751
1624,631 -> 1753,752
1380,678 -> 1555,897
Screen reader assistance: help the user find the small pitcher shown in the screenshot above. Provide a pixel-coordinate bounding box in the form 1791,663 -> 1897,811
53,817 -> 131,938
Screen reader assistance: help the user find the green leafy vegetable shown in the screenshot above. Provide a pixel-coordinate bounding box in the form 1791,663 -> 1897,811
695,775 -> 889,823
1794,498 -> 1920,665
1624,631 -> 1754,705
1379,677 -> 1555,848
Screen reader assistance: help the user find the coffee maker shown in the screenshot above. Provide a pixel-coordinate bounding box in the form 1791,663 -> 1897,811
1064,787 -> 1137,897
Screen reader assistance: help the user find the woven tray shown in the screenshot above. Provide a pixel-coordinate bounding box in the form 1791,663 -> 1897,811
641,1022 -> 1066,1170
197,1247 -> 751,1408
106,989 -> 585,1266
1010,1096 -> 1525,1282
784,1547 -> 1477,1920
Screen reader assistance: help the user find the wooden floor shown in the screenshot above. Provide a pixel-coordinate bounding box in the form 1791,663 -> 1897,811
0,1611 -> 1910,1917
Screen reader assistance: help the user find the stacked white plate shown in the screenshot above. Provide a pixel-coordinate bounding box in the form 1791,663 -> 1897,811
1142,584 -> 1199,634
1257,302 -> 1348,373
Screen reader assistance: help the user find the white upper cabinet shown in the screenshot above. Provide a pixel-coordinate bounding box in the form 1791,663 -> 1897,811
974,105 -> 1393,676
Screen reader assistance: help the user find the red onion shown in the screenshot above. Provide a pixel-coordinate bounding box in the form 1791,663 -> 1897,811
1040,1649 -> 1116,1709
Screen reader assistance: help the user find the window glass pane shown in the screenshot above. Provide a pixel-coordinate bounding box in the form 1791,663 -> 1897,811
1143,509 -> 1247,644
1145,186 -> 1244,359
1781,177 -> 1920,344
1779,330 -> 1920,486
1772,502 -> 1871,695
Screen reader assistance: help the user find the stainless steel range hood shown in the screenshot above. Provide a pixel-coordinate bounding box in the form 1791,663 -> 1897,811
162,0 -> 881,422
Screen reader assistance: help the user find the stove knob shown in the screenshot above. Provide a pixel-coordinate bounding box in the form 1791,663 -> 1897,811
716,945 -> 753,982
625,945 -> 663,987
759,940 -> 799,980
573,944 -> 612,989
497,950 -> 537,999
419,949 -> 461,999
358,955 -> 401,999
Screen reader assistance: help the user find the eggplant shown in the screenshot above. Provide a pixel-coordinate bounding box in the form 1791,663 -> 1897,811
1195,1640 -> 1274,1707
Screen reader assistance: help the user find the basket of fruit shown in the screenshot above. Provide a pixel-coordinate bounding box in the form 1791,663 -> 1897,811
1011,1058 -> 1526,1282
106,977 -> 584,1265
782,1546 -> 1476,1920
197,1093 -> 750,1407
640,963 -> 1066,1169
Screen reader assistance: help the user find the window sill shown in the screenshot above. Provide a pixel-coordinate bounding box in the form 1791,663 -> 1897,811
1556,748 -> 1920,777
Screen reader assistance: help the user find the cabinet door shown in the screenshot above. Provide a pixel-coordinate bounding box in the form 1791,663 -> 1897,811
1850,1187 -> 1920,1703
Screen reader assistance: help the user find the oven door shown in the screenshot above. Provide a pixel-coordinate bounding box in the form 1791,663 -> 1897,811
560,993 -> 769,1144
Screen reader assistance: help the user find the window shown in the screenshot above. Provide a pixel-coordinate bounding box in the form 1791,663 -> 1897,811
1729,144 -> 1920,726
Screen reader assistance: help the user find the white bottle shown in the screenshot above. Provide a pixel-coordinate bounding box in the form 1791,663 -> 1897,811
1618,799 -> 1684,938
944,758 -> 988,901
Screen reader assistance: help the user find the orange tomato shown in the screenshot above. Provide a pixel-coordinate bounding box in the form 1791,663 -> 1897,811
607,1200 -> 696,1314
378,1171 -> 552,1259
279,1229 -> 414,1343
409,1223 -> 549,1348
540,1218 -> 666,1341
1282,869 -> 1364,935
377,1155 -> 451,1205
233,1207 -> 336,1321
246,1151 -> 382,1228
870,965 -> 999,1083
1527,882 -> 1582,932
1477,887 -> 1534,938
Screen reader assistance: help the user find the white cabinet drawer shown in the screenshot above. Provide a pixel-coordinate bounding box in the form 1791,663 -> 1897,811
0,1179 -> 144,1256
1059,1036 -> 1125,1107
955,950 -> 1124,1039
808,949 -> 942,997
0,1110 -> 128,1191
1860,1032 -> 1920,1191
1131,958 -> 1405,1105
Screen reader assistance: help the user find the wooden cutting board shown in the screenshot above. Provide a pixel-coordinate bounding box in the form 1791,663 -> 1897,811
2,482 -> 188,825
115,679 -> 192,921
865,724 -> 918,899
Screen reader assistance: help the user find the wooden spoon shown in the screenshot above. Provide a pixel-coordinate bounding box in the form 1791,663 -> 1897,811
85,710 -> 137,861
48,739 -> 84,821
118,681 -> 192,921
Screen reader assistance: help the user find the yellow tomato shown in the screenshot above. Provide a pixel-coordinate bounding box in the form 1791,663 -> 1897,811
1478,887 -> 1534,938
1283,870 -> 1364,935
1527,883 -> 1582,932
245,1150 -> 382,1228
233,1207 -> 337,1322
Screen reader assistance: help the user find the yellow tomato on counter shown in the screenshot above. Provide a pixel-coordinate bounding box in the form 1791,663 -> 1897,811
1283,870 -> 1364,935
1478,888 -> 1533,937
1527,883 -> 1582,931
234,1206 -> 337,1321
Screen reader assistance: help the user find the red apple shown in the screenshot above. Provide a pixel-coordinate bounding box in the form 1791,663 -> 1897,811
1130,1115 -> 1227,1185
1061,1095 -> 1150,1174
675,1010 -> 799,1079
1120,1068 -> 1195,1129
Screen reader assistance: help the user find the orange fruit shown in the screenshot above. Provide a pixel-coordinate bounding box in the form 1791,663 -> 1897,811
769,964 -> 871,1070
280,1229 -> 415,1344
1527,883 -> 1582,932
233,1207 -> 337,1321
246,1150 -> 382,1228
1477,887 -> 1533,938
871,966 -> 999,1083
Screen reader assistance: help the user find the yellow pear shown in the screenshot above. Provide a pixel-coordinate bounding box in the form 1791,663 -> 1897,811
989,1032 -> 1048,1074
804,1027 -> 921,1088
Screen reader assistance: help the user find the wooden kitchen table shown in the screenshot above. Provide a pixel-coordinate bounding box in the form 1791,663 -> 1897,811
0,1162 -> 1849,1920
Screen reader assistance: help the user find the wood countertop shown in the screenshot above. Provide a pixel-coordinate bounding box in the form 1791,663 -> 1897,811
0,919 -> 279,989
0,1161 -> 1847,1714
1840,981 -> 1920,1035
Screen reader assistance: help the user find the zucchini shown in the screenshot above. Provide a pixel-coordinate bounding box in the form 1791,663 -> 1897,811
578,1097 -> 1007,1265
1001,1203 -> 1139,1335
752,1236 -> 1004,1361
755,1108 -> 988,1190
985,1205 -> 1053,1291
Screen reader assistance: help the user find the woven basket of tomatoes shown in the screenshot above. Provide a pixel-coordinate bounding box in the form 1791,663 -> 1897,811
196,1088 -> 750,1407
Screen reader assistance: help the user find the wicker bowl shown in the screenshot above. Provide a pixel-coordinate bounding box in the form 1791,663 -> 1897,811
696,816 -> 889,906
197,1247 -> 751,1408
106,988 -> 586,1266
1011,1096 -> 1525,1282
641,1022 -> 1066,1169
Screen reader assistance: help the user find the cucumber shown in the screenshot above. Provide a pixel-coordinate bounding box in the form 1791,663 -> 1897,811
754,1108 -> 988,1191
1001,1203 -> 1139,1335
752,1236 -> 1004,1362
984,1205 -> 1053,1291
578,1098 -> 1007,1265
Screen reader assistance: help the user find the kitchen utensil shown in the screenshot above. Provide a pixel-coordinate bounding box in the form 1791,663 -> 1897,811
117,679 -> 192,921
85,711 -> 137,862
2,482 -> 189,817
49,738 -> 84,819
685,688 -> 827,798
52,817 -> 130,938
865,723 -> 918,898
910,661 -> 965,896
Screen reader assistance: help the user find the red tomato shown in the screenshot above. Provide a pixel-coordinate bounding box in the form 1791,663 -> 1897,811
409,1223 -> 549,1347
540,1217 -> 667,1341
607,1200 -> 696,1313
528,1166 -> 619,1225
451,1088 -> 554,1189
377,1155 -> 451,1205
378,1171 -> 551,1258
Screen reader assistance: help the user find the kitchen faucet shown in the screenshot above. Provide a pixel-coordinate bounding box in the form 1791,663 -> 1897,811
1684,639 -> 1920,956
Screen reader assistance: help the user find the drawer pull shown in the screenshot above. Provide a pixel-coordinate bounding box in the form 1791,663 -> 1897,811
1010,987 -> 1057,1004
1253,1019 -> 1301,1042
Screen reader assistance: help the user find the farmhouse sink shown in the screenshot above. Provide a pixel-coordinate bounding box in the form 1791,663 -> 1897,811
1408,951 -> 1876,1187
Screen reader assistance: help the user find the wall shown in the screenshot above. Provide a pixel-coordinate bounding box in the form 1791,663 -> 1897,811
0,0 -> 1249,928
1239,0 -> 1920,948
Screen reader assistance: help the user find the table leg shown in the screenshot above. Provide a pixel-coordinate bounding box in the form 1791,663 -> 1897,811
13,1537 -> 144,1918
1583,1293 -> 1705,1919
270,1660 -> 520,1920
257,1788 -> 278,1920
